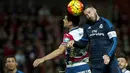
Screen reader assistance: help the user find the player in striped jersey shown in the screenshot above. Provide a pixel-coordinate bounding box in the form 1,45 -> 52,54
33,13 -> 91,73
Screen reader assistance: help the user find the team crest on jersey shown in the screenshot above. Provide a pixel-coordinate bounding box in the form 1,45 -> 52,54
63,38 -> 70,43
99,24 -> 103,29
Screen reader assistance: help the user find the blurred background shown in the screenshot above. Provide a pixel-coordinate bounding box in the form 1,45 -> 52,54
0,0 -> 130,73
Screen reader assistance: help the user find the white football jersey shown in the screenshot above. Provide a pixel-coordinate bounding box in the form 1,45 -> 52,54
69,28 -> 83,41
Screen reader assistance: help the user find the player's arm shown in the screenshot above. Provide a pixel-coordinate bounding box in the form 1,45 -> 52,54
73,25 -> 89,49
103,18 -> 118,57
33,45 -> 66,67
41,45 -> 66,61
107,31 -> 117,57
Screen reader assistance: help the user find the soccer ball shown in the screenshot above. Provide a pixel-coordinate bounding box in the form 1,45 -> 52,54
67,0 -> 84,16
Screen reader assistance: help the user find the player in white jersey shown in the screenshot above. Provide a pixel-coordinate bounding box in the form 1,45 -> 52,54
33,13 -> 91,73
118,55 -> 130,73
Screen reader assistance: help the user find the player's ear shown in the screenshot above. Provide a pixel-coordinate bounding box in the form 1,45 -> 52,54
93,8 -> 96,12
5,63 -> 7,67
16,62 -> 18,66
125,63 -> 128,67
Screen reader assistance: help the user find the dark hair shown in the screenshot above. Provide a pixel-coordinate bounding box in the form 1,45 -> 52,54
5,55 -> 16,63
118,55 -> 128,62
84,4 -> 95,10
67,12 -> 80,26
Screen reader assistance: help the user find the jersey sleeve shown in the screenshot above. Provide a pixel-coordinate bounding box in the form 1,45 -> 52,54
61,33 -> 74,45
102,17 -> 118,57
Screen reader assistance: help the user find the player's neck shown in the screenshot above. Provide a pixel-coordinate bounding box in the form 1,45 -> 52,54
8,68 -> 17,73
69,26 -> 78,31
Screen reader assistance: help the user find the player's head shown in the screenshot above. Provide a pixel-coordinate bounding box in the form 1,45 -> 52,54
63,12 -> 80,28
5,56 -> 18,71
117,55 -> 128,69
83,4 -> 98,22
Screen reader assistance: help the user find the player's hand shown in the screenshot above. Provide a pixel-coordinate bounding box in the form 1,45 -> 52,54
33,58 -> 45,67
67,40 -> 74,49
103,54 -> 110,65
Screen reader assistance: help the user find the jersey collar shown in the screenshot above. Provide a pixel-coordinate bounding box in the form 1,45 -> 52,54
69,27 -> 79,32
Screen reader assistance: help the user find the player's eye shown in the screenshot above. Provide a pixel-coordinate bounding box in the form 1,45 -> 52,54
7,61 -> 11,63
12,60 -> 15,62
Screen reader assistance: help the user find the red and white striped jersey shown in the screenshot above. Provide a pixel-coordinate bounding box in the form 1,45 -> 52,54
61,27 -> 89,63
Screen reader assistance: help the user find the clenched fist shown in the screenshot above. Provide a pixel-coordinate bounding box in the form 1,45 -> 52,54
103,54 -> 110,65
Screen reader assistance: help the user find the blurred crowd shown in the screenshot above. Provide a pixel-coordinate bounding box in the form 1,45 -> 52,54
1,4 -> 66,73
0,1 -> 130,73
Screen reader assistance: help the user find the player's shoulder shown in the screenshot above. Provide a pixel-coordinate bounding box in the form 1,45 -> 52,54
69,27 -> 84,41
69,27 -> 83,33
64,33 -> 73,37
100,17 -> 110,21
78,27 -> 83,30
101,17 -> 113,28
77,27 -> 83,32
